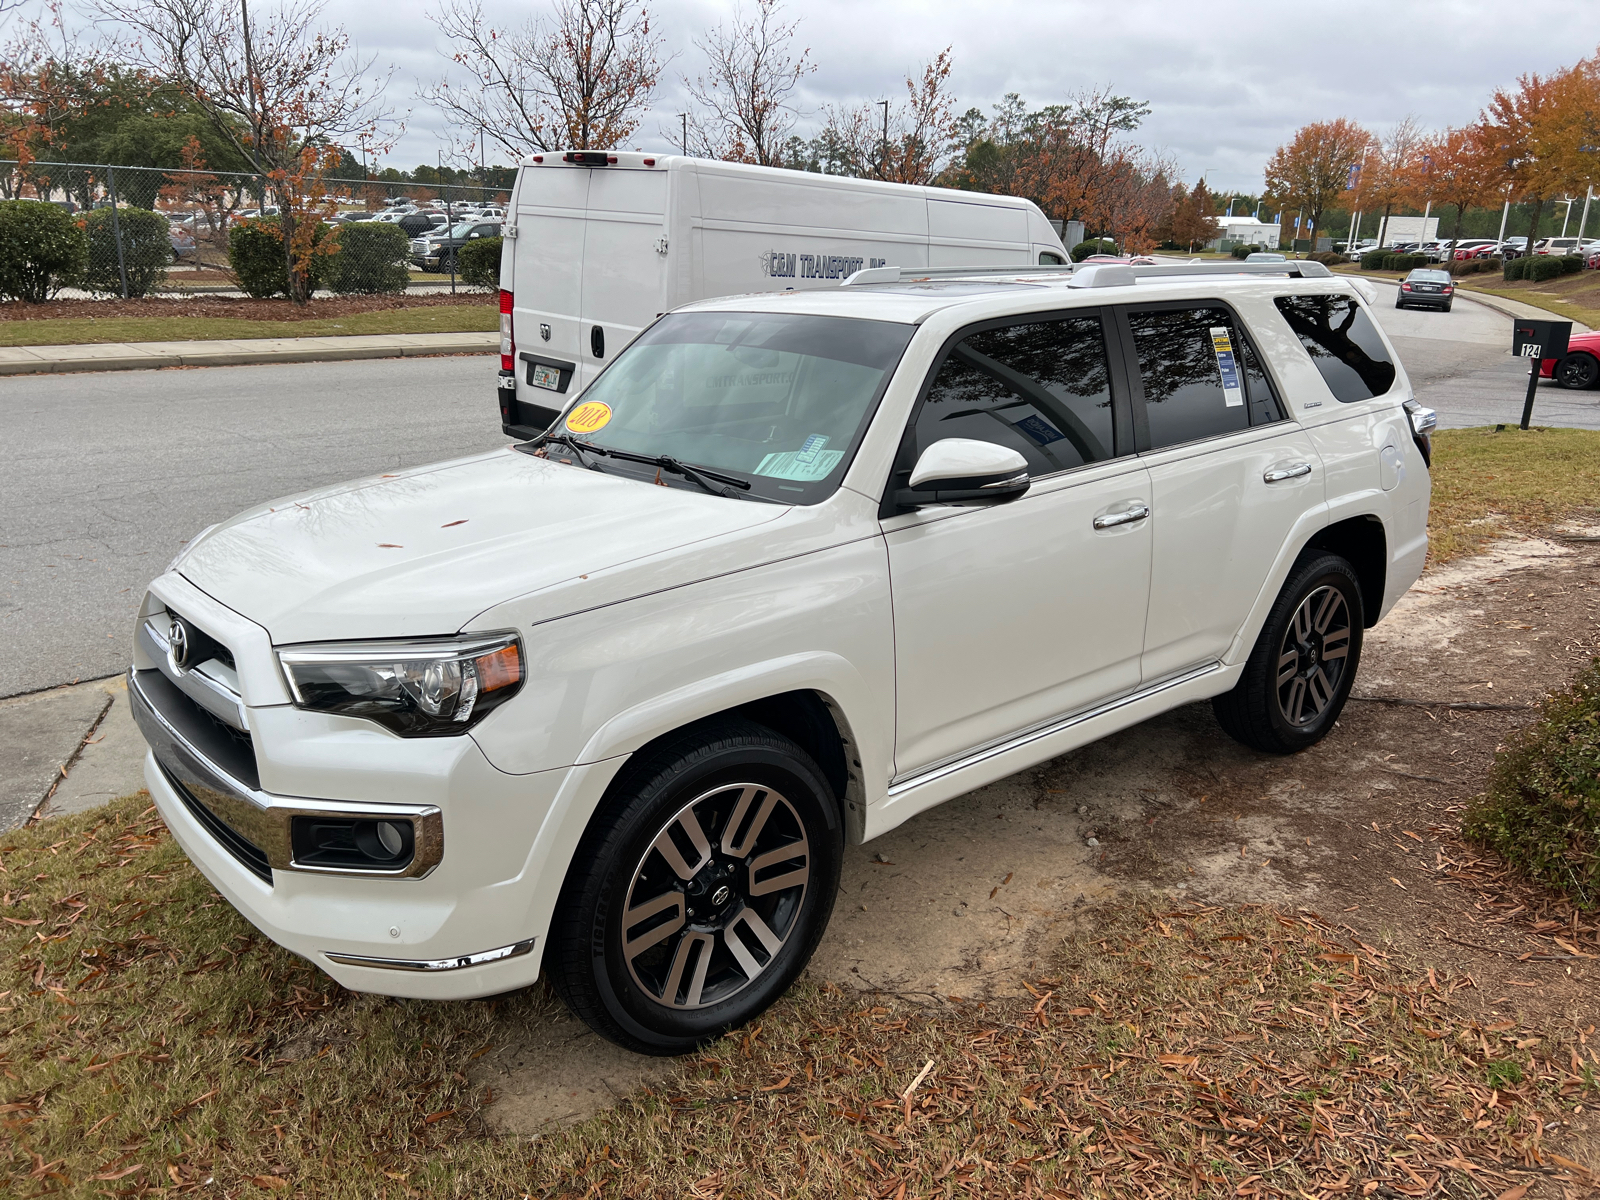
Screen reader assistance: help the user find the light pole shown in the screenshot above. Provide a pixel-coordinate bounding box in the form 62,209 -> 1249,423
679,113 -> 688,156
879,100 -> 890,181
1558,197 -> 1575,237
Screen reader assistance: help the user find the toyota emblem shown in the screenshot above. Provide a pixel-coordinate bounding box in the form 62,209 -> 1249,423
167,616 -> 190,674
711,885 -> 732,907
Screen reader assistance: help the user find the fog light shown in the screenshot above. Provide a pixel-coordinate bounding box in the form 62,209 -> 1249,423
292,816 -> 416,871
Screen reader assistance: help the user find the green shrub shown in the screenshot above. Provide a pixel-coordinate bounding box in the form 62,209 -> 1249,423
1359,249 -> 1390,270
81,206 -> 171,298
1380,253 -> 1429,272
1525,255 -> 1565,283
1070,238 -> 1117,262
227,216 -> 329,298
1307,250 -> 1345,267
0,199 -> 88,302
1558,254 -> 1584,276
326,220 -> 409,295
1462,658 -> 1600,908
1446,258 -> 1480,277
1482,256 -> 1502,272
457,236 -> 502,289
1503,257 -> 1528,281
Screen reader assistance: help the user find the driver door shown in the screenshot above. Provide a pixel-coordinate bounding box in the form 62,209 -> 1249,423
882,311 -> 1153,780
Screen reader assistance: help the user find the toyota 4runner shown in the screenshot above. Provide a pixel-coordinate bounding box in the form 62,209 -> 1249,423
130,260 -> 1434,1054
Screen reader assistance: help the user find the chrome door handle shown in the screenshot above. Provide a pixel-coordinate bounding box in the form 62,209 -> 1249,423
1093,503 -> 1150,530
1263,462 -> 1313,483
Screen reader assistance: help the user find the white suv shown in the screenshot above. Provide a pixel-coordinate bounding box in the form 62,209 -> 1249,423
129,261 -> 1433,1054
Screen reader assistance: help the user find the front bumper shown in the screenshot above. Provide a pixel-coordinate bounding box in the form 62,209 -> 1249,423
129,662 -> 566,999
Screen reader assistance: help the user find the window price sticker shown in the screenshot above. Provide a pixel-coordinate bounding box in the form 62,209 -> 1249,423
1210,326 -> 1245,408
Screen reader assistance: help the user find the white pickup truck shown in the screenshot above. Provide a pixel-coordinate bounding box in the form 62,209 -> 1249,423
130,258 -> 1433,1054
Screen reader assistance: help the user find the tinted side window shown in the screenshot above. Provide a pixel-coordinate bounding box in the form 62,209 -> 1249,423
1127,306 -> 1253,449
913,315 -> 1115,476
1274,294 -> 1397,402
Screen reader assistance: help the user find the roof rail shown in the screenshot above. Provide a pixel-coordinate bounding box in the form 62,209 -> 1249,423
840,259 -> 1333,288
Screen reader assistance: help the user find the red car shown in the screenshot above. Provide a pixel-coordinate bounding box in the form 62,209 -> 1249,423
1541,329 -> 1600,389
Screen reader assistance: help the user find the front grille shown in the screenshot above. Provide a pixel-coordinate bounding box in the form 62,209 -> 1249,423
160,763 -> 274,885
135,668 -> 259,789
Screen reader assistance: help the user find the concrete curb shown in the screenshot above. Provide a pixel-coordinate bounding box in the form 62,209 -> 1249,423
0,331 -> 499,376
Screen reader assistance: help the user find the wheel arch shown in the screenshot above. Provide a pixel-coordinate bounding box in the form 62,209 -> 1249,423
600,689 -> 868,846
1302,515 -> 1387,628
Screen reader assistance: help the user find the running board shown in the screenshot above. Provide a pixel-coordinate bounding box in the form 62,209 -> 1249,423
886,662 -> 1223,799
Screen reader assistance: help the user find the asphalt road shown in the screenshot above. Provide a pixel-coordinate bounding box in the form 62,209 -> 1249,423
1,355 -> 506,697
2,285 -> 1595,698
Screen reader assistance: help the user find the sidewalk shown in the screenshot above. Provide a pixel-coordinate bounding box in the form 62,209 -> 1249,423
0,675 -> 145,830
0,330 -> 498,376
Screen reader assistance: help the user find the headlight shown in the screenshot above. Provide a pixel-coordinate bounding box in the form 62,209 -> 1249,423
277,633 -> 524,736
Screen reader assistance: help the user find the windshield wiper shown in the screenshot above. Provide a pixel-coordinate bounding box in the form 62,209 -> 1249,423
522,432 -> 606,471
588,448 -> 754,498
523,431 -> 758,499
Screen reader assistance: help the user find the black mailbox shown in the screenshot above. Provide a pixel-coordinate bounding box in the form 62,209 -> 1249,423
1512,318 -> 1571,361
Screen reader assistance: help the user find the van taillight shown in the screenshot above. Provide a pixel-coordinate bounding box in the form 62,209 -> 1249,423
499,289 -> 514,372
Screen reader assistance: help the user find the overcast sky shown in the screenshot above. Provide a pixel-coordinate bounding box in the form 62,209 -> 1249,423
64,0 -> 1600,190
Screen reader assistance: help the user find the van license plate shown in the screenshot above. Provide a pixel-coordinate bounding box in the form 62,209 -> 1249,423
530,363 -> 561,391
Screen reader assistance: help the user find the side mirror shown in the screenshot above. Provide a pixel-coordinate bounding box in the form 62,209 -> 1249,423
898,438 -> 1030,507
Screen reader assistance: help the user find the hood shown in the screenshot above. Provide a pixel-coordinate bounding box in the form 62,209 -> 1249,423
178,448 -> 788,644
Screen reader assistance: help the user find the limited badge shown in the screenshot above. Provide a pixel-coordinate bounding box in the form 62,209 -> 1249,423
565,400 -> 613,435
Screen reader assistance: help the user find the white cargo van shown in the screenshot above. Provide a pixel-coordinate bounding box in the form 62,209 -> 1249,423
495,152 -> 1068,437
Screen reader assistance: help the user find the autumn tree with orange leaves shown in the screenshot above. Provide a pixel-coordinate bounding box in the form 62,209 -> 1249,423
810,49 -> 959,185
1262,118 -> 1370,250
95,0 -> 395,303
1416,125 -> 1505,254
1481,53 -> 1600,251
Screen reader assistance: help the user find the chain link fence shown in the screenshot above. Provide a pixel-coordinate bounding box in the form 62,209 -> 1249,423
0,159 -> 511,299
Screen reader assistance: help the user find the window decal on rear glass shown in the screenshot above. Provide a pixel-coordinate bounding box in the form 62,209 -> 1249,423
1209,327 -> 1245,407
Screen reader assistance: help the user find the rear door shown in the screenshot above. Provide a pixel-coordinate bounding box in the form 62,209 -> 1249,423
578,168 -> 669,390
1119,301 -> 1326,682
511,167 -> 590,422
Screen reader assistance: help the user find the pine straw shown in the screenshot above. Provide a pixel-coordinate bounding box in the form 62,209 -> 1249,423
3,796 -> 1597,1198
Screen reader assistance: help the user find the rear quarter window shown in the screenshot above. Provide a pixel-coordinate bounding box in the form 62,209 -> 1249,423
1274,294 -> 1397,403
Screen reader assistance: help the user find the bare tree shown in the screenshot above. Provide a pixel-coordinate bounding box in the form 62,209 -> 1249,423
681,0 -> 810,165
814,48 -> 957,184
94,0 -> 393,302
423,0 -> 662,159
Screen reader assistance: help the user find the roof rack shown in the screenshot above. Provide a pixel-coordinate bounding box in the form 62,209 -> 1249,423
840,260 -> 1333,288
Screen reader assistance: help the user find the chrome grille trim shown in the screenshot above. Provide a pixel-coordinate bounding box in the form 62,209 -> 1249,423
138,613 -> 249,731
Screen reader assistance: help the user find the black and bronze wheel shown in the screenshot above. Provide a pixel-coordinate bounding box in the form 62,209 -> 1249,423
548,719 -> 842,1054
1213,553 -> 1365,754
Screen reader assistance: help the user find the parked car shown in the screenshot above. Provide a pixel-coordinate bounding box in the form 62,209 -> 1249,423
1245,252 -> 1287,262
1587,248 -> 1600,271
1346,240 -> 1378,262
130,256 -> 1431,1053
1451,240 -> 1498,259
1541,329 -> 1600,389
1533,237 -> 1581,256
1394,268 -> 1454,311
410,219 -> 502,272
168,225 -> 197,261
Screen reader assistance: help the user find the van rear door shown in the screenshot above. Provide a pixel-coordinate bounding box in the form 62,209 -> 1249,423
577,168 -> 669,390
508,167 -> 590,434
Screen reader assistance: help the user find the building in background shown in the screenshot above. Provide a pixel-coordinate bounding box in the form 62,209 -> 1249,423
1206,216 -> 1281,251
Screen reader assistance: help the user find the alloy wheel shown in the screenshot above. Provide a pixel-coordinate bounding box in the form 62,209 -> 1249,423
1275,585 -> 1352,727
620,783 -> 810,1010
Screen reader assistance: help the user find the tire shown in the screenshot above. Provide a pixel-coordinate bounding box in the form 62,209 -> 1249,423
1443,303 -> 1452,312
1212,553 -> 1365,755
1394,299 -> 1404,309
546,718 -> 843,1055
1554,352 -> 1600,390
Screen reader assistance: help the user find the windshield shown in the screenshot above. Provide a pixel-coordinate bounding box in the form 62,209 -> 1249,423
554,310 -> 914,503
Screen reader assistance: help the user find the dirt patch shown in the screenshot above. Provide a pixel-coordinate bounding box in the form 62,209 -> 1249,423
476,537 -> 1600,1143
0,293 -> 490,322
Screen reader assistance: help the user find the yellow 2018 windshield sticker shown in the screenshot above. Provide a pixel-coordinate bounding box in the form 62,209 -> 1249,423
565,400 -> 613,435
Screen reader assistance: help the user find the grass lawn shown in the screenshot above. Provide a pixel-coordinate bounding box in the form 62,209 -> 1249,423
1,796 -> 1588,1197
0,305 -> 497,347
1428,427 -> 1600,563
